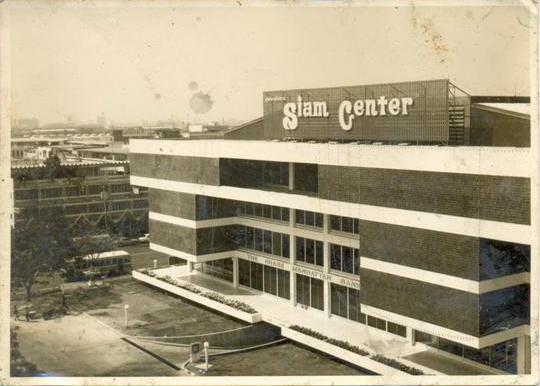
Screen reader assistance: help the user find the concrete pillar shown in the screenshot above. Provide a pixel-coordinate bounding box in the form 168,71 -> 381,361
408,327 -> 415,346
188,261 -> 194,273
290,271 -> 297,306
288,162 -> 295,190
324,281 -> 331,317
323,214 -> 330,274
232,257 -> 239,288
517,335 -> 531,374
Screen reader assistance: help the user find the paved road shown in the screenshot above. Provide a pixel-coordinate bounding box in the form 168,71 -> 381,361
121,243 -> 173,270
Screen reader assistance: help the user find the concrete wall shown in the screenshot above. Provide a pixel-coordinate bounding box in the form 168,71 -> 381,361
360,268 -> 480,336
149,188 -> 197,220
470,107 -> 530,147
319,166 -> 530,225
130,153 -> 220,185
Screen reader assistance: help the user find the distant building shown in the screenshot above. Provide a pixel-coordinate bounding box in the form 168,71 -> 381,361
12,161 -> 148,236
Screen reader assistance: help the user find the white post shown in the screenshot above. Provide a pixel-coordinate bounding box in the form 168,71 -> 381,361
124,304 -> 129,328
204,342 -> 209,371
153,259 -> 157,269
324,281 -> 331,317
517,335 -> 531,374
288,162 -> 295,190
188,261 -> 194,273
232,257 -> 239,288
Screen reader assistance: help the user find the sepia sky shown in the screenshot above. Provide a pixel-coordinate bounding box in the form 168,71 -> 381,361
7,1 -> 533,126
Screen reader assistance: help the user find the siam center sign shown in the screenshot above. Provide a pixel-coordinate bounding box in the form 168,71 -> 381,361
262,79 -> 451,142
282,95 -> 414,131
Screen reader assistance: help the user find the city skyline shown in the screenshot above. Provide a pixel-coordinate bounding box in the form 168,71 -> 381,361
8,2 -> 532,126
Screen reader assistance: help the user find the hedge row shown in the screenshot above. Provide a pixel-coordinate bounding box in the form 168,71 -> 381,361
138,269 -> 257,314
289,325 -> 424,375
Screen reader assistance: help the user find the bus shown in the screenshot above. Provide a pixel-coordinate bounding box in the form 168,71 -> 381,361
65,250 -> 132,281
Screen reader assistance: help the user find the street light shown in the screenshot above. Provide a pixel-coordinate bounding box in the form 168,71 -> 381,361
124,304 -> 130,327
204,342 -> 209,371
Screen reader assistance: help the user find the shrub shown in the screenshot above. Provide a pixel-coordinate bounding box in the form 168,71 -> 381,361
370,354 -> 424,375
289,325 -> 369,356
142,271 -> 257,314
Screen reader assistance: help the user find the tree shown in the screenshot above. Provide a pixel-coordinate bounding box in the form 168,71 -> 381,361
11,206 -> 74,301
43,152 -> 62,181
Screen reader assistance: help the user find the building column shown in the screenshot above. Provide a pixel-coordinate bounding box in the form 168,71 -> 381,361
324,281 -> 331,317
517,335 -> 531,374
188,261 -> 194,273
289,205 -> 296,306
232,257 -> 239,288
288,162 -> 295,190
408,327 -> 415,346
323,214 -> 330,274
290,271 -> 297,306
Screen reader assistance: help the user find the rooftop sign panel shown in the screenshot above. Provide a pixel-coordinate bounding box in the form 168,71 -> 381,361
263,79 -> 452,143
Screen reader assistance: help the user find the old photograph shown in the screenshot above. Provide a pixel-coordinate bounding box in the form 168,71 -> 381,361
0,0 -> 537,385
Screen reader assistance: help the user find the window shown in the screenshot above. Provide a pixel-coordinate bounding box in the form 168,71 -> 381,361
330,215 -> 360,235
296,210 -> 323,228
240,226 -> 289,259
254,229 -> 263,252
133,199 -> 148,209
239,259 -> 289,299
263,162 -> 289,185
263,230 -> 272,254
111,183 -> 131,193
329,243 -> 360,275
87,185 -> 103,195
387,322 -> 407,337
296,274 -> 324,310
41,187 -> 63,198
296,237 -> 324,267
15,189 -> 38,200
65,186 -> 81,196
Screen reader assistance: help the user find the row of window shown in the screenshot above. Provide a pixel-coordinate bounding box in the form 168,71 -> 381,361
237,226 -> 290,259
295,210 -> 324,228
296,236 -> 324,267
238,202 -> 290,222
330,215 -> 360,234
15,183 -> 138,200
415,331 -> 517,374
239,259 -> 290,299
296,274 -> 325,310
330,244 -> 360,275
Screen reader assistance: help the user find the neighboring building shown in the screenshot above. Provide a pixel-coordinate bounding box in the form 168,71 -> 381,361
75,142 -> 129,162
12,161 -> 148,236
128,79 -> 532,374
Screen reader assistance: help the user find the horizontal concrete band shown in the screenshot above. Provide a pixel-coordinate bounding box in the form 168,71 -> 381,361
132,176 -> 532,244
362,304 -> 530,350
360,257 -> 530,295
129,139 -> 532,178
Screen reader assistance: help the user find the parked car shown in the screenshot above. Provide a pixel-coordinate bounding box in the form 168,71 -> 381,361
138,233 -> 150,243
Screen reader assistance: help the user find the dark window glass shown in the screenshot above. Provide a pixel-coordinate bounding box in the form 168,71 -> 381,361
296,274 -> 309,306
245,202 -> 254,216
264,266 -> 277,295
330,215 -> 341,231
254,204 -> 264,217
236,226 -> 246,248
305,211 -> 315,226
263,205 -> 272,218
263,230 -> 272,254
310,278 -> 324,311
315,213 -> 324,228
367,315 -> 378,328
353,219 -> 360,234
376,317 -> 387,331
296,210 -> 305,225
254,229 -> 263,251
272,232 -> 282,256
251,262 -> 263,291
246,227 -> 254,249
342,246 -> 354,274
282,234 -> 290,258
305,238 -> 315,264
479,239 -> 530,280
296,237 -> 305,262
277,270 -> 290,299
330,244 -> 341,270
342,217 -> 353,233
281,208 -> 290,222
348,288 -> 360,322
272,206 -> 281,220
331,284 -> 348,318
315,241 -> 324,266
439,338 -> 463,356
239,259 -> 250,286
353,249 -> 360,275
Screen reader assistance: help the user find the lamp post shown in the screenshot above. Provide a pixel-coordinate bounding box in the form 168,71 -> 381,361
124,304 -> 130,327
203,342 -> 209,371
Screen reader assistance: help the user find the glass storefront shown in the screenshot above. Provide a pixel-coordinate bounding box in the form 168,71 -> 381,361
296,274 -> 324,310
415,331 -> 518,374
196,258 -> 234,282
239,259 -> 290,299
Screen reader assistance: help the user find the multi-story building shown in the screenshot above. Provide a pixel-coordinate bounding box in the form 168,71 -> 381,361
12,161 -> 148,236
128,79 -> 533,375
